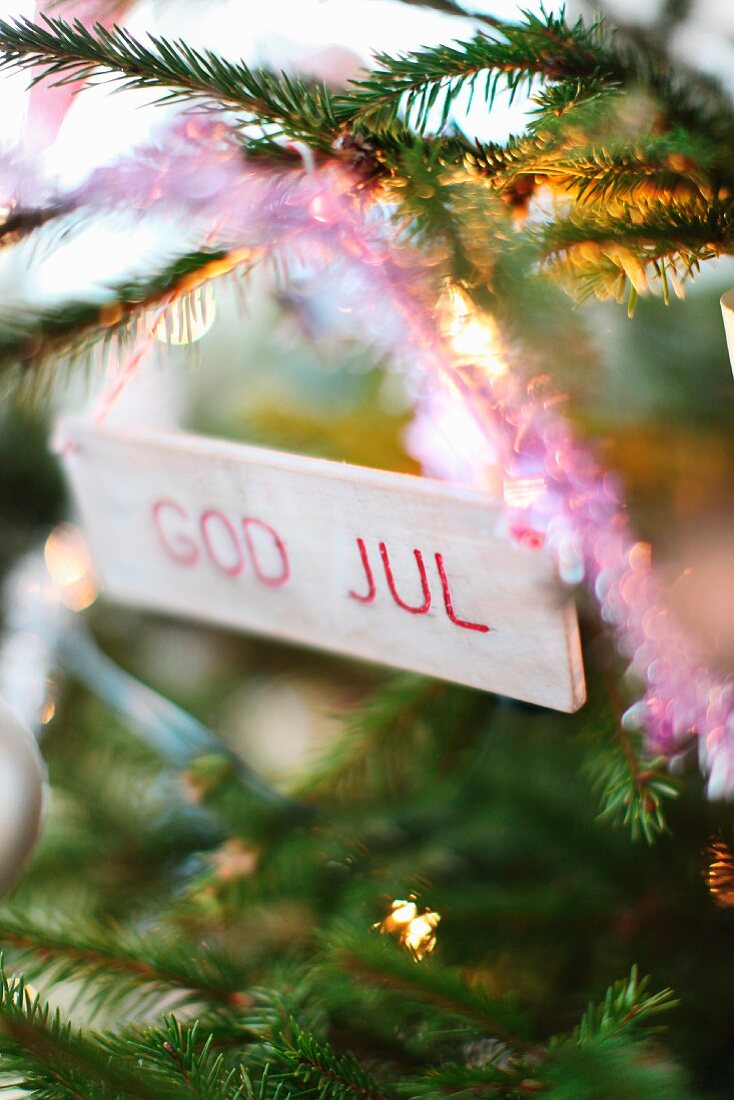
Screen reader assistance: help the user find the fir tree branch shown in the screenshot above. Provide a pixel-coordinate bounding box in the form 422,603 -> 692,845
576,669 -> 679,842
479,133 -> 716,208
328,930 -> 530,1044
298,676 -> 489,807
0,964 -> 168,1099
268,1021 -> 394,1100
0,965 -> 257,1098
0,913 -> 253,1012
1,8 -> 734,324
537,201 -> 732,305
538,968 -> 687,1097
342,10 -> 625,134
0,246 -> 255,391
0,199 -> 76,247
101,1017 -> 251,1100
525,74 -> 624,128
561,966 -> 678,1046
0,10 -> 615,145
0,16 -> 338,145
299,677 -> 444,805
590,722 -> 679,843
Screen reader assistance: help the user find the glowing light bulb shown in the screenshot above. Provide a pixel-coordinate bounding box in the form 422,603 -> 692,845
39,700 -> 56,726
442,286 -> 507,381
706,836 -> 734,907
154,284 -> 216,345
44,525 -> 98,611
374,896 -> 441,961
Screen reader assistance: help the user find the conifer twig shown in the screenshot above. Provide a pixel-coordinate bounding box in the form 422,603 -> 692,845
328,931 -> 530,1043
0,913 -> 252,1010
0,15 -> 338,144
0,246 -> 254,389
269,1021 -> 394,1100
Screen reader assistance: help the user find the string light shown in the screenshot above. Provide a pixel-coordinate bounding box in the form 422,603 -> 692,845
705,835 -> 734,907
44,525 -> 98,612
442,286 -> 506,381
154,284 -> 216,345
210,839 -> 259,882
374,897 -> 441,961
39,699 -> 56,725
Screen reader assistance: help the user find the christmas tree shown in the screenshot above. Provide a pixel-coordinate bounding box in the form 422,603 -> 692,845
0,0 -> 731,1096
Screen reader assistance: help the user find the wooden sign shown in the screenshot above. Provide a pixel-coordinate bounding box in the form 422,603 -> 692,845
56,419 -> 585,712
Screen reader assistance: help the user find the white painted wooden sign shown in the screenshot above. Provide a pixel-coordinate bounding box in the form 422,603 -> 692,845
56,418 -> 585,712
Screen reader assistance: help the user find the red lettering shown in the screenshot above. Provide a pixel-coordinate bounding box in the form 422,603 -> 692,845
200,510 -> 244,577
435,552 -> 490,633
152,499 -> 199,566
351,539 -> 488,631
152,501 -> 291,588
349,537 -> 376,604
379,541 -> 431,615
242,517 -> 290,587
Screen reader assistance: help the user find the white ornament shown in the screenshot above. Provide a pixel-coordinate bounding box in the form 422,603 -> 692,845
720,289 -> 734,378
0,697 -> 44,898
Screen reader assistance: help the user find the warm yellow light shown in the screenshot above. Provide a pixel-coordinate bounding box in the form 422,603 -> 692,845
402,913 -> 439,959
39,700 -> 56,725
374,897 -> 441,961
380,900 -> 418,929
154,284 -> 216,346
210,839 -> 259,882
44,525 -> 98,611
442,286 -> 506,381
706,838 -> 734,907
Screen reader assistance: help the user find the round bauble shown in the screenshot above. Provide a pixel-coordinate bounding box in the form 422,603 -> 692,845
0,697 -> 44,897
